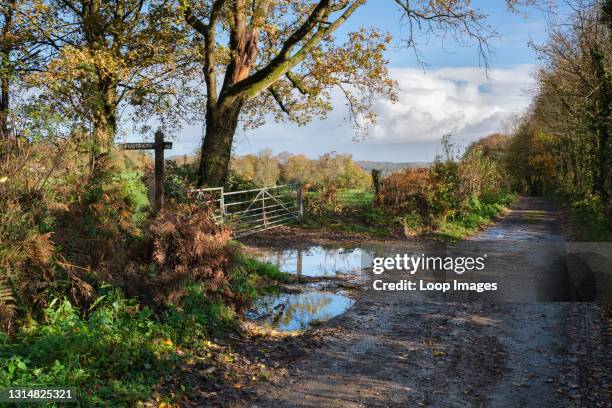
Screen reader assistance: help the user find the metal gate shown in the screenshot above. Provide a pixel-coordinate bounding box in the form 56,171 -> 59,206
190,184 -> 303,237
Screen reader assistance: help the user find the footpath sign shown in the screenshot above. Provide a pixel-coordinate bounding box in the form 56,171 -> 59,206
118,130 -> 172,210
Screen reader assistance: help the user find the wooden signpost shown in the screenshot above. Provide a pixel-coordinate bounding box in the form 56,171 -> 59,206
118,130 -> 172,211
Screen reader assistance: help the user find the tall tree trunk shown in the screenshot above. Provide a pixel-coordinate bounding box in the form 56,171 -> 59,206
90,79 -> 118,175
0,53 -> 10,141
198,101 -> 243,187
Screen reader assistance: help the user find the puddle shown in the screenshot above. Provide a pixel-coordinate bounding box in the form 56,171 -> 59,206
258,246 -> 373,277
246,291 -> 354,331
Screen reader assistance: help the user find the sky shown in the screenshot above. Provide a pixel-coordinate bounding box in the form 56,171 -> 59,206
146,1 -> 555,163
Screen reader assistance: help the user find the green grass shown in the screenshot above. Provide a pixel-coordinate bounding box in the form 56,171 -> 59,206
0,292 -> 176,406
301,192 -> 517,240
0,255 -> 288,406
432,193 -> 517,240
556,193 -> 612,241
302,206 -> 397,238
301,188 -> 392,237
306,188 -> 374,207
336,189 -> 374,206
234,256 -> 289,282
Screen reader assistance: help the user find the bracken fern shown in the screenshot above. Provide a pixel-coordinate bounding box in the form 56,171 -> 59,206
0,271 -> 16,333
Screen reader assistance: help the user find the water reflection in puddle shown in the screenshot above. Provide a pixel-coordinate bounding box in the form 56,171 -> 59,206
259,246 -> 373,277
247,291 -> 354,331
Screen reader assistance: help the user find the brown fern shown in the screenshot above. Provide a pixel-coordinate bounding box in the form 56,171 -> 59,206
124,202 -> 236,308
0,273 -> 16,333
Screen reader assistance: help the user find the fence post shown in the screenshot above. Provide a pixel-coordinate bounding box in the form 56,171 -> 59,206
371,169 -> 381,206
219,187 -> 225,224
154,130 -> 166,211
296,180 -> 304,220
262,188 -> 267,227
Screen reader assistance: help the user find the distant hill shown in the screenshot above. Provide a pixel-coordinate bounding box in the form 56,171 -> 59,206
356,161 -> 430,174
166,155 -> 430,175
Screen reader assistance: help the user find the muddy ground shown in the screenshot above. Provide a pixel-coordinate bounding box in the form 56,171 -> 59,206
233,197 -> 611,408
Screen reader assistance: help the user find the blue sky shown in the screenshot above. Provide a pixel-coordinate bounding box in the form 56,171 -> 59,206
129,1 -> 556,162
337,0 -> 550,69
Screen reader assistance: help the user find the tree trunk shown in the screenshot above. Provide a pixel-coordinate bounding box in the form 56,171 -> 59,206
90,80 -> 118,175
0,54 -> 10,140
198,101 -> 243,187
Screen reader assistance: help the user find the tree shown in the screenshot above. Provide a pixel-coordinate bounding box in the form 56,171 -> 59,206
467,133 -> 509,162
0,0 -> 53,142
180,0 -> 511,187
231,149 -> 280,186
253,149 -> 280,186
281,154 -> 316,185
32,0 -> 194,172
231,154 -> 256,181
526,0 -> 611,201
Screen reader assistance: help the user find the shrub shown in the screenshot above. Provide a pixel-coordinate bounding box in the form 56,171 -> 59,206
83,155 -> 150,238
0,143 -> 60,327
165,160 -> 199,203
124,203 -> 236,307
458,147 -> 504,203
305,184 -> 344,215
378,168 -> 432,216
560,191 -> 612,241
428,159 -> 460,219
374,135 -> 514,237
164,284 -> 238,339
226,170 -> 258,191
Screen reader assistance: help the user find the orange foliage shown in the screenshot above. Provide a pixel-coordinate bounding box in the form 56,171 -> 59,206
124,203 -> 236,307
378,168 -> 431,213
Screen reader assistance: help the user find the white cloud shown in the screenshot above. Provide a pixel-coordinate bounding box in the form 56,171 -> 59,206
172,64 -> 535,162
368,65 -> 535,144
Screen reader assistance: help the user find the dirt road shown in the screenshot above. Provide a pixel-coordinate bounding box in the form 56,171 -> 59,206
247,197 -> 611,407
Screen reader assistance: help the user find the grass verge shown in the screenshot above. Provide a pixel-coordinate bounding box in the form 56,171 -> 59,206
555,192 -> 612,241
432,193 -> 518,240
0,255 -> 287,406
301,205 -> 398,238
300,193 -> 518,241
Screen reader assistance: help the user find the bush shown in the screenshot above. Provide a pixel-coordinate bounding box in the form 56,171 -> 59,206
459,147 -> 504,202
0,143 -> 61,328
559,192 -> 612,241
226,170 -> 258,191
0,253 -> 288,405
378,168 -> 435,226
428,159 -> 460,219
124,203 -> 236,307
83,156 -> 150,238
373,135 -> 515,238
165,160 -> 199,203
305,185 -> 344,215
164,283 -> 238,340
